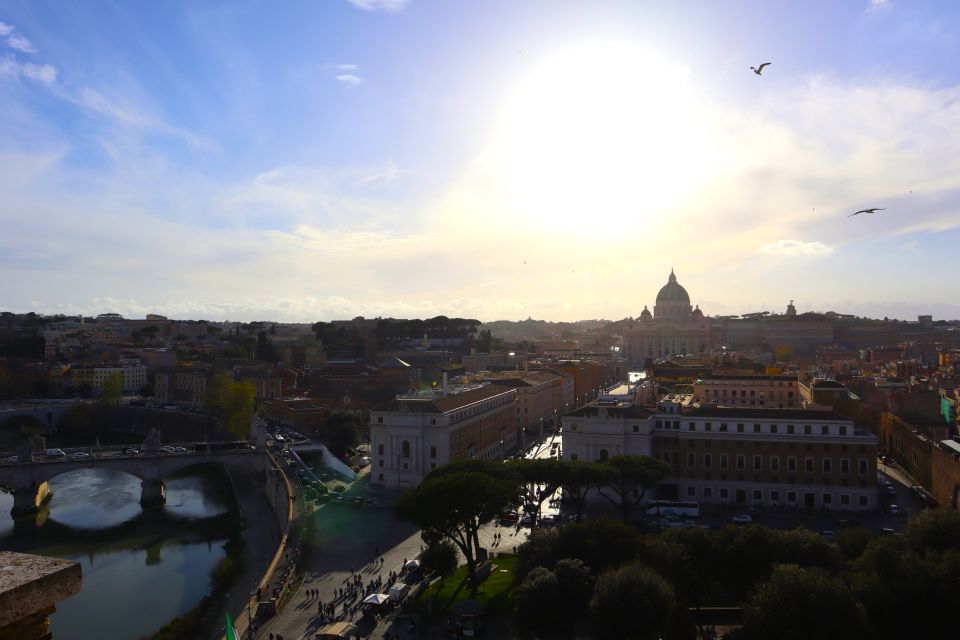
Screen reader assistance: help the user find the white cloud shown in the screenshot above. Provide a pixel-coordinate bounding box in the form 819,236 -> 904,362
0,22 -> 14,37
6,34 -> 37,54
335,73 -> 363,87
332,63 -> 358,72
868,0 -> 891,10
758,240 -> 834,257
0,55 -> 57,85
346,0 -> 411,13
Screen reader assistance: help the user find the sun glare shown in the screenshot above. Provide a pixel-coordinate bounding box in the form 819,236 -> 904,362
492,42 -> 716,232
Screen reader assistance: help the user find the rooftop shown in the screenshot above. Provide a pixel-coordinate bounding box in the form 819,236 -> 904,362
683,406 -> 851,421
378,384 -> 515,414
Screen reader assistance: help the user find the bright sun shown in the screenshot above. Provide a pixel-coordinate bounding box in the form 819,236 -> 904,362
490,41 -> 716,232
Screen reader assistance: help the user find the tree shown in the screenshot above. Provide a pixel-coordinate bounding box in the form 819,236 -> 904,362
514,567 -> 563,638
590,563 -> 675,640
100,372 -> 124,406
511,458 -> 565,527
597,455 -> 672,523
396,464 -> 520,583
553,558 -> 595,624
204,373 -> 254,439
322,412 -> 361,458
739,564 -> 867,640
255,330 -> 274,361
904,507 -> 960,552
419,540 -> 458,579
556,461 -> 607,523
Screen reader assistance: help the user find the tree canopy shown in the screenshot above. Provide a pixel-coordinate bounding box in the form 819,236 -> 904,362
596,455 -> 672,522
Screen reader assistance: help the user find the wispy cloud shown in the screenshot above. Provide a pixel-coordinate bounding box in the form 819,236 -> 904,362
0,21 -> 13,37
0,55 -> 57,85
331,63 -> 358,72
868,0 -> 891,10
6,33 -> 37,54
346,0 -> 411,13
758,240 -> 834,257
336,73 -> 363,87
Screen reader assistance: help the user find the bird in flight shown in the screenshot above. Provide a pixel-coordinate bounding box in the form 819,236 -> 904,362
750,63 -> 772,75
849,208 -> 885,217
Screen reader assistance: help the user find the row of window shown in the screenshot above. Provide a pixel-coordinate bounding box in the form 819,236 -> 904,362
687,452 -> 869,474
709,389 -> 794,398
685,485 -> 870,507
657,420 -> 850,437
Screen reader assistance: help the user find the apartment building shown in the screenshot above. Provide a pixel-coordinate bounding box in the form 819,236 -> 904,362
472,370 -> 566,436
155,368 -> 210,407
693,374 -> 800,408
368,384 -> 517,490
70,362 -> 148,394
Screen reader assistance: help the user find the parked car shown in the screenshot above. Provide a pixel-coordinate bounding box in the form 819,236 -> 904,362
731,514 -> 753,525
123,447 -> 140,455
46,448 -> 66,458
71,451 -> 91,459
173,446 -> 187,453
498,511 -> 520,524
4,455 -> 20,463
889,504 -> 901,516
159,445 -> 175,454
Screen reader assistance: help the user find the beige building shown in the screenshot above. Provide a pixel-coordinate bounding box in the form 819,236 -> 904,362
693,374 -> 800,408
70,363 -> 148,394
563,385 -> 878,511
368,384 -> 517,490
472,370 -> 566,437
623,270 -> 712,362
155,368 -> 209,407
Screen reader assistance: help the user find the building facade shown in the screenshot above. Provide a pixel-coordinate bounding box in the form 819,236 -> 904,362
368,384 -> 517,490
694,374 -> 800,409
154,368 -> 209,407
564,388 -> 878,511
623,270 -> 712,362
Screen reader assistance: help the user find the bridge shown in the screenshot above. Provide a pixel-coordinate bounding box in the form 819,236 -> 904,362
0,442 -> 267,519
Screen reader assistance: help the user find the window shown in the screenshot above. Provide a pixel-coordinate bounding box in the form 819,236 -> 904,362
377,416 -> 383,423
688,452 -> 696,467
598,449 -> 609,462
754,424 -> 761,433
430,446 -> 437,459
804,425 -> 812,435
378,459 -> 384,467
787,424 -> 795,434
823,458 -> 832,473
687,486 -> 696,497
822,425 -> 829,435
378,444 -> 384,455
771,490 -> 780,501
841,494 -> 850,506
656,420 -> 663,428
753,489 -> 762,501
805,457 -> 814,472
688,422 -> 696,431
705,422 -> 712,432
736,454 -> 745,470
788,491 -> 797,503
401,440 -> 411,458
704,487 -> 713,498
720,488 -> 729,498
823,493 -> 832,505
704,453 -> 712,469
378,473 -> 383,481
859,458 -> 868,474
633,425 -> 639,433
771,424 -> 778,434
720,453 -> 728,470
430,418 -> 437,425
570,453 -> 578,461
737,423 -> 744,433
771,456 -> 780,472
859,495 -> 868,507
673,420 -> 680,429
753,455 -> 762,471
841,458 -> 850,474
720,423 -> 728,432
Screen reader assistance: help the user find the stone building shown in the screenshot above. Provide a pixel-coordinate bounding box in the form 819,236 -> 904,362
623,270 -> 712,362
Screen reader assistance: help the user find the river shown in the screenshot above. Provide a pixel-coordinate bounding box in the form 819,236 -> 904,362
0,466 -> 239,640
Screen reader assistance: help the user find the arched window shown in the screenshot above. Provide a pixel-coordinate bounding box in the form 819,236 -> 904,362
598,448 -> 609,462
401,440 -> 411,458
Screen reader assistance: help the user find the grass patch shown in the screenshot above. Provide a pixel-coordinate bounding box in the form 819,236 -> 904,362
415,555 -> 518,617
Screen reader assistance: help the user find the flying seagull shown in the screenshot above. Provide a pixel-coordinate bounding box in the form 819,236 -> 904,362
849,208 -> 885,217
750,63 -> 772,75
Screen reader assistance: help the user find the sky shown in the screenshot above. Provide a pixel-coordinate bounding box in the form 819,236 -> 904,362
1,0 -> 959,322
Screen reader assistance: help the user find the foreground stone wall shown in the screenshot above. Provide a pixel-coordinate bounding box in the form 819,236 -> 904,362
0,552 -> 82,640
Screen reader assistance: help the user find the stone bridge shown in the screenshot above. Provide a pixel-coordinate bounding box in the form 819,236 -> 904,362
0,444 -> 267,519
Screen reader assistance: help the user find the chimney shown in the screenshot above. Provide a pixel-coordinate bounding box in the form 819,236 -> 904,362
442,372 -> 448,396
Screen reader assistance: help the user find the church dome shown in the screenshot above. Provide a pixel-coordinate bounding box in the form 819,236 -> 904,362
692,304 -> 703,318
656,269 -> 691,305
640,306 -> 652,321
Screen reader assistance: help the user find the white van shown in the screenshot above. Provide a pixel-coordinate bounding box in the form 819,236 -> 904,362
46,448 -> 66,458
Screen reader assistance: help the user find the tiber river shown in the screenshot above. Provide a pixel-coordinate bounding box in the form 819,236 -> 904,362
0,466 -> 239,640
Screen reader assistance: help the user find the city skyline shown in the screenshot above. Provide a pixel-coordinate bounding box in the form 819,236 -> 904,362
2,0 -> 959,322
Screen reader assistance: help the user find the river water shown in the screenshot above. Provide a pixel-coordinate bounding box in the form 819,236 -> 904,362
0,467 -> 238,640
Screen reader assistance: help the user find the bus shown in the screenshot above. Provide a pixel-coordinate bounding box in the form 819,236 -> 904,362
644,500 -> 700,517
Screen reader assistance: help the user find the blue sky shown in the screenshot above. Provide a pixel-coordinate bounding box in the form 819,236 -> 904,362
1,0 -> 959,321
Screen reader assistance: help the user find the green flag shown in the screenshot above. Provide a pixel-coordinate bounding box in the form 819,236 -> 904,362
225,612 -> 237,640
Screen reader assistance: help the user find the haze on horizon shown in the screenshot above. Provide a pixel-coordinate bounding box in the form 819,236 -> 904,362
2,0 -> 959,323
